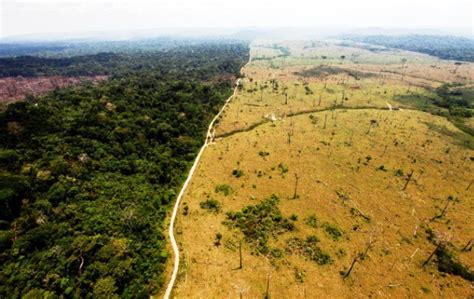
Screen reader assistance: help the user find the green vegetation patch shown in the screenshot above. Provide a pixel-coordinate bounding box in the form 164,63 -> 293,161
224,194 -> 295,256
199,199 -> 221,213
215,184 -> 233,196
0,42 -> 248,297
286,236 -> 332,265
295,65 -> 375,80
323,222 -> 343,241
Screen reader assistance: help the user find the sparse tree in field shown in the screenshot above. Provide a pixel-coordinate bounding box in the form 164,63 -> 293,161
323,114 -> 328,129
264,271 -> 271,299
422,243 -> 442,267
461,239 -> 473,252
343,236 -> 376,279
318,93 -> 322,106
366,119 -> 377,134
430,196 -> 454,221
466,179 -> 472,191
238,241 -> 243,269
402,170 -> 414,190
292,173 -> 300,199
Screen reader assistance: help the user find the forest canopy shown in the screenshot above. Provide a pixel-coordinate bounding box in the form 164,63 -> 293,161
0,41 -> 249,298
342,34 -> 474,62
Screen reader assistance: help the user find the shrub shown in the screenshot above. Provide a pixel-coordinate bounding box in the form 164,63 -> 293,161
277,163 -> 289,174
286,236 -> 332,265
215,184 -> 233,196
323,222 -> 343,240
304,215 -> 318,228
199,199 -> 221,213
224,194 -> 294,255
232,169 -> 244,178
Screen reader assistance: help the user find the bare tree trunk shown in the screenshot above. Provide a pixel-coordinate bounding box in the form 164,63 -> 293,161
264,272 -> 271,299
402,170 -> 414,190
430,199 -> 451,221
293,174 -> 300,199
323,114 -> 328,129
422,244 -> 441,267
461,239 -> 473,252
466,179 -> 473,191
239,241 -> 243,269
343,256 -> 358,279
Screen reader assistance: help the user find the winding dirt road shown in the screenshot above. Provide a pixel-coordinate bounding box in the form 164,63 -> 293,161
163,74 -> 245,299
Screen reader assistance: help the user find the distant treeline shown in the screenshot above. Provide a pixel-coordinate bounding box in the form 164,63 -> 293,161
342,34 -> 474,62
0,43 -> 248,78
0,42 -> 249,297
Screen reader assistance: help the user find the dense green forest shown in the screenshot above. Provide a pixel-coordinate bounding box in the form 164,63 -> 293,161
0,42 -> 248,297
0,43 -> 247,78
342,34 -> 474,62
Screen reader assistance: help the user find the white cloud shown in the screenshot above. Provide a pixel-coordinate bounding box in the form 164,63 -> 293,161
1,0 -> 472,38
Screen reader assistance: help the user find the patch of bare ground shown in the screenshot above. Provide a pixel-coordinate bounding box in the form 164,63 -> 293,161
0,75 -> 107,103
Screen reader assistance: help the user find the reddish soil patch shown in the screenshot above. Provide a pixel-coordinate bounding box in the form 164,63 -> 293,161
0,75 -> 107,103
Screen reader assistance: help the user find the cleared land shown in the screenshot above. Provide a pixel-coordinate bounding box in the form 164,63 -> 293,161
171,40 -> 474,298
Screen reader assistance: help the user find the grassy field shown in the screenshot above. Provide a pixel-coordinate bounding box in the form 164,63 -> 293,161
170,39 -> 473,298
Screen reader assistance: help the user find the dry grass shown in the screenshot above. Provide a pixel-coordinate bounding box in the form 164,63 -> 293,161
167,40 -> 474,298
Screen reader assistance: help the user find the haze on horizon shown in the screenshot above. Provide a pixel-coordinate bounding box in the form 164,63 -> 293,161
0,0 -> 473,39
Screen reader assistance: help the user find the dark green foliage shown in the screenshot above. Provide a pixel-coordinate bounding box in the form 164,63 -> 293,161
232,169 -> 244,178
295,65 -> 375,80
277,163 -> 288,174
343,34 -> 474,62
0,42 -> 248,297
224,194 -> 295,255
200,199 -> 221,213
215,184 -> 233,196
286,236 -> 332,265
323,222 -> 343,240
435,245 -> 474,282
304,214 -> 318,228
258,151 -> 270,158
0,42 -> 249,79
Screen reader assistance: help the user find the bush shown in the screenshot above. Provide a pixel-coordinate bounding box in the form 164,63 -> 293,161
286,236 -> 332,265
304,214 -> 318,228
199,199 -> 221,213
323,222 -> 343,240
232,169 -> 244,178
215,184 -> 233,196
224,194 -> 294,255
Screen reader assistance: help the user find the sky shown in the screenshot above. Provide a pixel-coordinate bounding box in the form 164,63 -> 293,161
0,0 -> 473,39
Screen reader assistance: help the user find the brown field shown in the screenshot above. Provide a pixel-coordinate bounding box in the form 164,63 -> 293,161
0,75 -> 107,103
166,40 -> 474,298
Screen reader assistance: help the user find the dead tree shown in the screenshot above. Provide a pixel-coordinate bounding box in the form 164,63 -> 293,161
466,179 -> 473,191
402,170 -> 414,190
264,272 -> 271,299
292,173 -> 300,199
461,239 -> 473,252
430,197 -> 452,221
318,93 -> 322,106
343,255 -> 359,279
343,237 -> 375,279
422,244 -> 441,267
238,241 -> 243,269
323,114 -> 328,129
